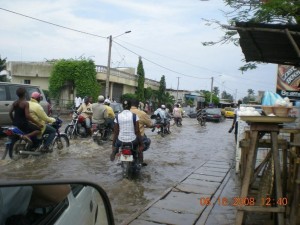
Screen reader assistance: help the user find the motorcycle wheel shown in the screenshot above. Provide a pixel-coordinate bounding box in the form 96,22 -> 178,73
160,126 -> 165,137
65,125 -> 76,139
122,161 -> 132,178
11,140 -> 29,160
1,142 -> 9,160
201,119 -> 206,126
52,134 -> 70,151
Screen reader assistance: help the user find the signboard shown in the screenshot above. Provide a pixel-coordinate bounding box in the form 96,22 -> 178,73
276,65 -> 300,100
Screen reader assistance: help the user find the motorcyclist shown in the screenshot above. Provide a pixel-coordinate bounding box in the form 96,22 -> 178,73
172,104 -> 183,125
9,87 -> 42,143
154,105 -> 171,133
130,98 -> 153,166
92,95 -> 108,138
103,99 -> 115,131
28,92 -> 56,152
77,96 -> 93,136
110,99 -> 144,161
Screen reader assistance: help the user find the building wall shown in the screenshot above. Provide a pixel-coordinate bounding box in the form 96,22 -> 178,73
6,61 -> 159,96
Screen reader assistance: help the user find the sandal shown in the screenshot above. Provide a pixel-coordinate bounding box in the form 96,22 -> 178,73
21,135 -> 32,144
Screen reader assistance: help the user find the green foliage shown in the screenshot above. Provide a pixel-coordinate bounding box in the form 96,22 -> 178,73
49,59 -> 100,101
157,75 -> 166,105
144,87 -> 153,102
0,56 -> 7,82
186,99 -> 194,107
136,57 -> 145,102
0,56 -> 6,71
121,93 -> 137,102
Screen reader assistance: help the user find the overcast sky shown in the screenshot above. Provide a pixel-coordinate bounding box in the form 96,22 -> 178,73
0,0 -> 277,100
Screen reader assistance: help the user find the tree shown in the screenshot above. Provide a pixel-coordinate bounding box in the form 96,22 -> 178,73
144,87 -> 153,102
221,91 -> 234,102
136,57 -> 145,102
202,0 -> 300,72
248,89 -> 255,96
157,75 -> 166,105
49,59 -> 100,102
0,56 -> 6,71
213,86 -> 220,97
0,56 -> 8,82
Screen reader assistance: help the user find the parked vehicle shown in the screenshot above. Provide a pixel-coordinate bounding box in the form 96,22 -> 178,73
117,142 -> 142,179
65,108 -> 89,139
205,108 -> 223,122
0,82 -> 51,126
92,123 -> 113,145
224,107 -> 235,118
1,116 -> 69,160
196,110 -> 206,126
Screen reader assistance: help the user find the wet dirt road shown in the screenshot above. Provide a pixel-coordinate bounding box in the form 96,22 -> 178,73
0,117 -> 236,224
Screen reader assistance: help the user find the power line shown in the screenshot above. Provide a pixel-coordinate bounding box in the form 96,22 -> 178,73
0,7 -> 107,39
113,40 -> 211,80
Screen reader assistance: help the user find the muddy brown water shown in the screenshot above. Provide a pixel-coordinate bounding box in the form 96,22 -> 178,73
0,117 -> 235,224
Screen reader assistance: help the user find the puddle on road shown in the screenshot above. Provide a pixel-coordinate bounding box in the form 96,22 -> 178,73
0,118 -> 236,224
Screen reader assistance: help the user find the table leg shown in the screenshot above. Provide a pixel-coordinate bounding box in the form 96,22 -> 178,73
271,131 -> 285,225
236,130 -> 258,225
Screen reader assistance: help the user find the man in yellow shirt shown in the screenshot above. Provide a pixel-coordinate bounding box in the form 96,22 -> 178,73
130,99 -> 153,166
77,96 -> 93,136
29,92 -> 56,151
104,99 -> 115,130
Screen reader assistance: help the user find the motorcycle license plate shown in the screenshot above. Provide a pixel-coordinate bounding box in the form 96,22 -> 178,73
120,154 -> 133,162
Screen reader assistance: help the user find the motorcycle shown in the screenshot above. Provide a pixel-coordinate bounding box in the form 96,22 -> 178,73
117,143 -> 141,179
91,123 -> 113,145
197,110 -> 207,126
65,108 -> 89,139
173,117 -> 182,127
1,117 -> 69,160
151,115 -> 169,137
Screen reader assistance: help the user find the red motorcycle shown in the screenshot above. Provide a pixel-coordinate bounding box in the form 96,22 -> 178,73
65,108 -> 89,138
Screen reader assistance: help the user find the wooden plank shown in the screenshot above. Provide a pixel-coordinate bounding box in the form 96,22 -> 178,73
271,131 -> 285,225
236,206 -> 285,213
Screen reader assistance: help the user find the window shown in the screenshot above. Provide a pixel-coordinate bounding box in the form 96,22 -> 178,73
0,85 -> 6,101
24,80 -> 31,84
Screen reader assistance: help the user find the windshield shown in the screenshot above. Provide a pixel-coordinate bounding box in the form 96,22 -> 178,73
206,108 -> 221,114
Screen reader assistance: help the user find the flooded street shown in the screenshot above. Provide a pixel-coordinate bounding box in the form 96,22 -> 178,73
0,117 -> 236,224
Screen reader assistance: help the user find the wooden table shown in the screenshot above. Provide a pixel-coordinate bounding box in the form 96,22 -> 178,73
235,116 -> 296,225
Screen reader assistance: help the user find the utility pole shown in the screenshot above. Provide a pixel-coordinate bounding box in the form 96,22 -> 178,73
209,76 -> 214,104
105,35 -> 112,99
105,31 -> 131,99
176,77 -> 180,102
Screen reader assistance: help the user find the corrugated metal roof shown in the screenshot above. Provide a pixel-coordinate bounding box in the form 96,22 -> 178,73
235,22 -> 300,66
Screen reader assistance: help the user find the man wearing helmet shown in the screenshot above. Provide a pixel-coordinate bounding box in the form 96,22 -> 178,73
104,99 -> 115,131
154,104 -> 171,134
92,95 -> 108,138
29,92 -> 56,152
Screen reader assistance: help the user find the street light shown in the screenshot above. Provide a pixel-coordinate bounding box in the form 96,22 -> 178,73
105,30 -> 131,98
209,75 -> 222,104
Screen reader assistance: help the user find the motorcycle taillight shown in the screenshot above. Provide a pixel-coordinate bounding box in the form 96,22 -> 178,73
122,149 -> 132,155
4,130 -> 13,136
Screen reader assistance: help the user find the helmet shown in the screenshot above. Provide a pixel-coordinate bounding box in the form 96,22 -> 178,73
104,99 -> 111,104
31,92 -> 41,99
98,95 -> 105,101
161,104 -> 166,109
